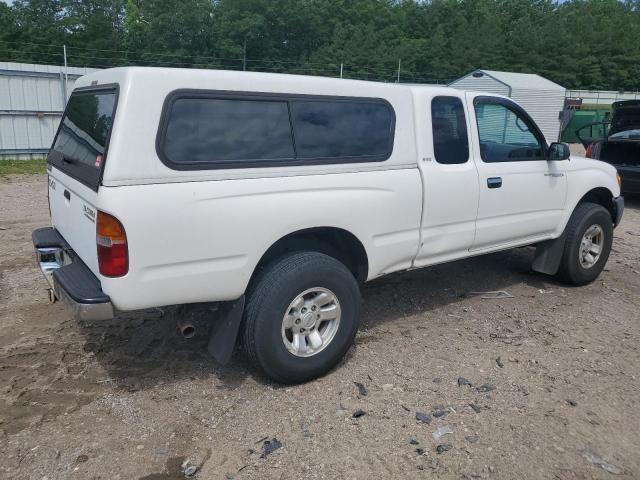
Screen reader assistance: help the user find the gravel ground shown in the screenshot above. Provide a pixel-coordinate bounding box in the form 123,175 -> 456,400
1,174 -> 639,480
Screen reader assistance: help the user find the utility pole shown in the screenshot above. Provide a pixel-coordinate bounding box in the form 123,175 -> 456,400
243,38 -> 247,71
397,59 -> 401,84
340,63 -> 343,79
63,45 -> 68,102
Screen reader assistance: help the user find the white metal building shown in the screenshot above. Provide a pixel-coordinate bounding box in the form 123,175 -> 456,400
0,62 -> 99,159
450,69 -> 566,142
565,89 -> 640,105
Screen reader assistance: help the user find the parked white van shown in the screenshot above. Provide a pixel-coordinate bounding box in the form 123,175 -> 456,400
33,67 -> 624,383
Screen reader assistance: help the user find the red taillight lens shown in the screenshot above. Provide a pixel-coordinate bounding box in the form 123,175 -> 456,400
97,211 -> 128,277
585,144 -> 594,158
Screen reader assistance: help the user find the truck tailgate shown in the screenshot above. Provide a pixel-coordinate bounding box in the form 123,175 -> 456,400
48,166 -> 101,276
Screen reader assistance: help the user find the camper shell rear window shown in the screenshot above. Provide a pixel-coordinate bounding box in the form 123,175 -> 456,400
48,85 -> 118,190
156,90 -> 395,170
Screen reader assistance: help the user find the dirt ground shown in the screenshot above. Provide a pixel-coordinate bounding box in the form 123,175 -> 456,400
1,174 -> 639,480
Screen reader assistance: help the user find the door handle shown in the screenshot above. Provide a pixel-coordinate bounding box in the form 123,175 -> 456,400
487,177 -> 502,189
64,189 -> 71,201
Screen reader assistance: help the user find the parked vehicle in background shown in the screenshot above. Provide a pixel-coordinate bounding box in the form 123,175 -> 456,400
33,68 -> 623,383
578,100 -> 640,194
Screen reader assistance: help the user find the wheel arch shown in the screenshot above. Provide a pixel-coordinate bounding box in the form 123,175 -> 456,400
250,227 -> 370,286
534,186 -> 617,276
576,187 -> 617,223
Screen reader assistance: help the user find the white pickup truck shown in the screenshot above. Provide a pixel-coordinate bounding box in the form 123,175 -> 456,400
33,67 -> 624,383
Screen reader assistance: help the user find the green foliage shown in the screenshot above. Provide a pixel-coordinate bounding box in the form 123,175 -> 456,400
1,0 -> 639,89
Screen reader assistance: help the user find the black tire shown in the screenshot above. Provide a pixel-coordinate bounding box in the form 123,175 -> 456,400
556,202 -> 613,286
243,251 -> 361,384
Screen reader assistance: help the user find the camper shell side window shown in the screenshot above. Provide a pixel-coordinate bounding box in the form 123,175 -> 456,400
156,90 -> 396,170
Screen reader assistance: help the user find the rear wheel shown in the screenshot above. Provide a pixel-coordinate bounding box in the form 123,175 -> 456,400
243,251 -> 361,384
556,202 -> 613,285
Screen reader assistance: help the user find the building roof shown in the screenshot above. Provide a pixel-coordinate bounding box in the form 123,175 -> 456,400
455,69 -> 565,92
0,62 -> 99,78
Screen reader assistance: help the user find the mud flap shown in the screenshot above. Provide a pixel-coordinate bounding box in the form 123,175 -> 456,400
207,295 -> 245,365
532,234 -> 566,275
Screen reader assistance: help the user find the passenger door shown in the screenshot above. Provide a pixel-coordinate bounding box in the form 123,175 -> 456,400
467,94 -> 567,251
413,94 -> 480,267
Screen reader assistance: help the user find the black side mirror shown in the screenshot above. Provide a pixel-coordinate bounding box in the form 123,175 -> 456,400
548,142 -> 570,161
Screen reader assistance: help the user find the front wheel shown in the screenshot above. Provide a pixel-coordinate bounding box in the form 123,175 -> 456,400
243,251 -> 361,384
556,202 -> 613,286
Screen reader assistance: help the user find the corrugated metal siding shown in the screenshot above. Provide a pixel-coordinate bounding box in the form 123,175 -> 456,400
511,89 -> 565,142
449,74 -> 510,96
451,70 -> 565,142
0,62 -> 99,159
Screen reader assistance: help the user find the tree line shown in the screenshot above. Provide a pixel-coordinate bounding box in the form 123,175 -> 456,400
1,0 -> 639,89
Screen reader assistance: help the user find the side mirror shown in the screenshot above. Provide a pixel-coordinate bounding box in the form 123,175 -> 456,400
548,142 -> 570,161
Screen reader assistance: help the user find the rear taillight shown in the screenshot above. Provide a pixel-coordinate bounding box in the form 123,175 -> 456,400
97,211 -> 128,277
585,144 -> 594,158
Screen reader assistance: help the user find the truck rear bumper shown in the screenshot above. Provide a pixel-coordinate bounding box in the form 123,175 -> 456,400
32,227 -> 115,321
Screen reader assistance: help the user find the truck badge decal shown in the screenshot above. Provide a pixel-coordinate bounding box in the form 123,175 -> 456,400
83,205 -> 96,223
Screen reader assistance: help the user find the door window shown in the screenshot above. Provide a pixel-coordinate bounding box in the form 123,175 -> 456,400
431,96 -> 469,164
474,101 -> 545,162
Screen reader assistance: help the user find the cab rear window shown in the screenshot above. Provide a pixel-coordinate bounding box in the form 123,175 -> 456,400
48,87 -> 117,190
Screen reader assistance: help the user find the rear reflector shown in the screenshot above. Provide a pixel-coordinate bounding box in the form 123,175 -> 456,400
585,144 -> 594,158
97,211 -> 128,277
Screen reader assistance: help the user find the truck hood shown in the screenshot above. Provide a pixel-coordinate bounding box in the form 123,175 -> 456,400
569,155 -> 619,175
609,100 -> 640,139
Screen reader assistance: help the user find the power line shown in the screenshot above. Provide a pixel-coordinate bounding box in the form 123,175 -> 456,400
0,43 -> 453,84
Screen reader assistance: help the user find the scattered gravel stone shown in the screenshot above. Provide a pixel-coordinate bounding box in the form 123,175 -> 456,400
465,435 -> 479,444
433,378 -> 442,384
382,383 -> 394,391
477,384 -> 496,393
409,438 -> 419,445
567,399 -> 578,407
432,425 -> 454,441
352,409 -> 367,418
415,412 -> 432,424
184,465 -> 198,477
415,448 -> 426,455
354,382 -> 368,397
496,357 -> 504,368
261,438 -> 283,458
469,403 -> 482,414
75,454 -> 89,463
458,377 -> 473,387
579,448 -> 623,475
432,406 -> 447,418
436,444 -> 452,454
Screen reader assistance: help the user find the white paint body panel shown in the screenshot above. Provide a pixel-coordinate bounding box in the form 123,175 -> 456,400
48,167 -> 100,274
463,92 -> 568,250
46,68 -> 619,311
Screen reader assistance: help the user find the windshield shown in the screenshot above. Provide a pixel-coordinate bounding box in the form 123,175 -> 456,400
609,128 -> 640,140
48,88 -> 117,190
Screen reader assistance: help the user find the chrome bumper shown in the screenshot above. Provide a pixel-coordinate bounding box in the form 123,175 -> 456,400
33,228 -> 115,321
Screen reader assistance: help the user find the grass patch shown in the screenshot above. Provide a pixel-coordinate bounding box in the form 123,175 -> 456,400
0,159 -> 48,175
